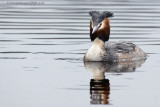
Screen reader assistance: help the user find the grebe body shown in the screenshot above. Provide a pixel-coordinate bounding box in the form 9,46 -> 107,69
84,38 -> 147,62
84,11 -> 147,62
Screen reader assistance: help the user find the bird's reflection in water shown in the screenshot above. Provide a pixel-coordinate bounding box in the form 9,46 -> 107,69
90,79 -> 110,104
84,60 -> 146,104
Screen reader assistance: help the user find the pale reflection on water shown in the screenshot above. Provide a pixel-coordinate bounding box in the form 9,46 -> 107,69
84,60 -> 146,104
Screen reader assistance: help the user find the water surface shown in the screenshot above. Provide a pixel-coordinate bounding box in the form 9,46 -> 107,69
0,0 -> 160,107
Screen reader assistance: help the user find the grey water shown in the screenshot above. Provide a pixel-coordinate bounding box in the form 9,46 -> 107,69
0,0 -> 160,107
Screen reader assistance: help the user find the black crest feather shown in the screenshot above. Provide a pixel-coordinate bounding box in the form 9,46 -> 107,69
103,11 -> 113,18
89,11 -> 113,18
89,11 -> 113,26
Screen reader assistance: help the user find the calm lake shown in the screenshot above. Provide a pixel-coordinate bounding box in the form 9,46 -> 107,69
0,0 -> 160,107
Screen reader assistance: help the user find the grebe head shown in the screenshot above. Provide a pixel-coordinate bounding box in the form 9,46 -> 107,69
89,11 -> 113,42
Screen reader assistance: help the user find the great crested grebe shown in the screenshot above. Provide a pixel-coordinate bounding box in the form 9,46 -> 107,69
84,11 -> 147,62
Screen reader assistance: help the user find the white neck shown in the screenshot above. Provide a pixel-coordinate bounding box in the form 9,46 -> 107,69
84,38 -> 105,61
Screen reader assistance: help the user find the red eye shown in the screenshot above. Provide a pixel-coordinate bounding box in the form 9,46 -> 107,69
98,23 -> 102,28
